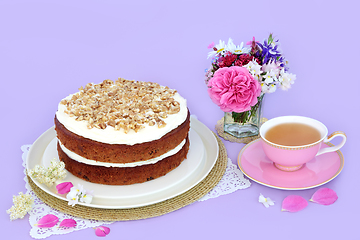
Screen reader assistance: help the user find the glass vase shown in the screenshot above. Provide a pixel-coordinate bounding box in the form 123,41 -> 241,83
224,94 -> 264,138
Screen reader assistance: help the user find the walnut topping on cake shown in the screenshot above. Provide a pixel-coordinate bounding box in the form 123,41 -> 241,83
60,78 -> 181,133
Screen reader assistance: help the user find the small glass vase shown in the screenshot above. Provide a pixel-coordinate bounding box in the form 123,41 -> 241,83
224,94 -> 264,138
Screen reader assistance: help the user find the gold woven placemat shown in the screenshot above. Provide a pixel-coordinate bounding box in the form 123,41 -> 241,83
215,117 -> 267,144
27,133 -> 227,221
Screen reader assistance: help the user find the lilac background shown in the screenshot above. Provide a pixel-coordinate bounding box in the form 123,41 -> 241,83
1,0 -> 359,239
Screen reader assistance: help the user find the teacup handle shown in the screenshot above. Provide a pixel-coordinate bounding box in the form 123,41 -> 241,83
316,131 -> 346,156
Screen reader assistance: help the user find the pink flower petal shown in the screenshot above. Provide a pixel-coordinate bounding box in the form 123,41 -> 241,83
59,219 -> 77,228
207,42 -> 215,49
35,214 -> 59,228
95,226 -> 110,237
56,182 -> 74,194
310,188 -> 338,205
207,66 -> 261,113
281,195 -> 308,212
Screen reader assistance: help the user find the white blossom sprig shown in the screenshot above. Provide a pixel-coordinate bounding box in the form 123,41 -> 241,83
6,192 -> 34,220
28,158 -> 67,187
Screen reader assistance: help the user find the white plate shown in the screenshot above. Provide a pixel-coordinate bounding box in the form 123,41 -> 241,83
26,116 -> 219,209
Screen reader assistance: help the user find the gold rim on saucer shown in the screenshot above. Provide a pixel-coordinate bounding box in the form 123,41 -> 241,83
237,139 -> 344,190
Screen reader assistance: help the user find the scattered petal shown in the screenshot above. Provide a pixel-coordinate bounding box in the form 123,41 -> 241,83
207,42 -> 215,49
258,193 -> 275,208
94,226 -> 110,237
281,195 -> 308,212
310,188 -> 338,205
35,214 -> 59,228
59,219 -> 77,228
56,182 -> 74,194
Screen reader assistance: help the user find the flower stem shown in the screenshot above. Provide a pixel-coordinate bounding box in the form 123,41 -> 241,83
231,94 -> 263,124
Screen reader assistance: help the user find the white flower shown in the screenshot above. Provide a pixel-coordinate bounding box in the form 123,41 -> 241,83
261,83 -> 277,94
207,39 -> 226,59
259,193 -> 275,208
261,60 -> 281,76
278,70 -> 296,90
80,190 -> 94,204
66,186 -> 80,206
226,38 -> 249,55
261,83 -> 268,93
263,69 -> 278,84
268,84 -> 277,93
243,60 -> 262,79
66,184 -> 93,206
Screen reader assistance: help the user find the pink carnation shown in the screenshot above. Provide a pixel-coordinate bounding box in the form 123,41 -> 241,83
207,66 -> 261,112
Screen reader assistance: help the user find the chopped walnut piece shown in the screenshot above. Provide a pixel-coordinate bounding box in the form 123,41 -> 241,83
61,78 -> 182,133
99,123 -> 107,129
108,119 -> 116,127
157,119 -> 166,128
159,112 -> 167,118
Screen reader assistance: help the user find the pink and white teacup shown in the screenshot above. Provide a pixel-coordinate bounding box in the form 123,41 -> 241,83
259,116 -> 346,172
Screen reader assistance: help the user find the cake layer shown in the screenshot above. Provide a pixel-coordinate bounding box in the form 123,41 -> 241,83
54,111 -> 190,163
58,138 -> 186,167
57,137 -> 190,185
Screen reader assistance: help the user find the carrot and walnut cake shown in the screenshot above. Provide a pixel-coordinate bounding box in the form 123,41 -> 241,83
55,78 -> 190,185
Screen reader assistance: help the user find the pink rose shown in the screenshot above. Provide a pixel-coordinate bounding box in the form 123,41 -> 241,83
207,66 -> 261,112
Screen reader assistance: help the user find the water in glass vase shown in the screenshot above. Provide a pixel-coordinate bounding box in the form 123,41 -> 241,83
223,95 -> 264,138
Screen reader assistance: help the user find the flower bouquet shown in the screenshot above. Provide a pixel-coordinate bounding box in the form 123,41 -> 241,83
205,33 -> 296,138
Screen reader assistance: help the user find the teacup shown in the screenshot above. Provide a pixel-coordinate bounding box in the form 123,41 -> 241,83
259,116 -> 346,172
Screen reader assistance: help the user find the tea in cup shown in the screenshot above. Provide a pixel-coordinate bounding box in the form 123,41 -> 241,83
259,116 -> 346,171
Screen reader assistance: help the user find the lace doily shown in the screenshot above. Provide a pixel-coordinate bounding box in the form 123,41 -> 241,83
21,143 -> 250,239
198,157 -> 251,201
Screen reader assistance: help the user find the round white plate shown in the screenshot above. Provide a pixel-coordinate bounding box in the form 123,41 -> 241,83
26,116 -> 219,209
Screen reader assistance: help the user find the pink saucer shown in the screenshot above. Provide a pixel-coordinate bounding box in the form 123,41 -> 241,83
238,139 -> 344,190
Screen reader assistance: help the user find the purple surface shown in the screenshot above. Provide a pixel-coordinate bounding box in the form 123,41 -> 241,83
1,0 -> 359,239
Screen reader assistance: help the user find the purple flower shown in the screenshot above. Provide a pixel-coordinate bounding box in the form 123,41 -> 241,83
257,41 -> 281,64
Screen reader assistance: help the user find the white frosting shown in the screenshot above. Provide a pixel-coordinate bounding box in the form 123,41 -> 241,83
59,139 -> 186,168
55,91 -> 188,145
